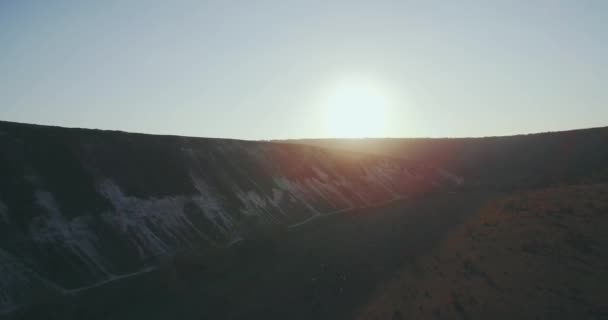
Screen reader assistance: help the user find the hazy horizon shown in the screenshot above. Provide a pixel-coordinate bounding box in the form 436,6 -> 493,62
1,1 -> 607,139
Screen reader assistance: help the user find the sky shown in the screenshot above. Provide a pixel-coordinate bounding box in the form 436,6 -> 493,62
0,0 -> 607,139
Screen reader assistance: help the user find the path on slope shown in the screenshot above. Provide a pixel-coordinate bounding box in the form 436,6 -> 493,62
14,191 -> 494,320
91,190 -> 493,320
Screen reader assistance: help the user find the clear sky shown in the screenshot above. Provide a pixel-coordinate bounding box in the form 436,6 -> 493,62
1,1 -> 606,139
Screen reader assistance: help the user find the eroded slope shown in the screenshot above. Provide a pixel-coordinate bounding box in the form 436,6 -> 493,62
0,121 -> 459,313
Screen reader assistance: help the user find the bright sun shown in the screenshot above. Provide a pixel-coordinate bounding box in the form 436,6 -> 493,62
323,80 -> 390,138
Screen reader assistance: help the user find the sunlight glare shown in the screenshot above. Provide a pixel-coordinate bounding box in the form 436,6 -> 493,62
323,80 -> 390,138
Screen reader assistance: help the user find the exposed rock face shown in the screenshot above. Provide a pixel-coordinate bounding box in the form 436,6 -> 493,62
0,121 -> 459,313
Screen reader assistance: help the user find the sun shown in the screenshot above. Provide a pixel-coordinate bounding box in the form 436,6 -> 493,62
323,80 -> 390,138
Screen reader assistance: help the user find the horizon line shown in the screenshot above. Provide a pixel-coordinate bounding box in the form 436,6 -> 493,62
1,118 -> 607,142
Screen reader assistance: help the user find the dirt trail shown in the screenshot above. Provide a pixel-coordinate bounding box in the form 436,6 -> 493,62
110,190 -> 496,320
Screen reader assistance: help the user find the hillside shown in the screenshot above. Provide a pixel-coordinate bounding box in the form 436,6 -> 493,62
14,190 -> 497,320
0,121 -> 458,314
356,183 -> 608,319
286,127 -> 608,188
2,121 -> 608,319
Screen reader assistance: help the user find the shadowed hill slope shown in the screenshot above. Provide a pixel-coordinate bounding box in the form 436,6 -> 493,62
0,120 -> 458,314
285,126 -> 608,189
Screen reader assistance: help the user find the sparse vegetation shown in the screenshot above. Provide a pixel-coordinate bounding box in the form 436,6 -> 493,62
356,184 -> 608,320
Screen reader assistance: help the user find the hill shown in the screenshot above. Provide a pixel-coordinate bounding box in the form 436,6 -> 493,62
0,120 -> 457,314
356,183 -> 608,319
285,127 -> 608,189
2,121 -> 608,319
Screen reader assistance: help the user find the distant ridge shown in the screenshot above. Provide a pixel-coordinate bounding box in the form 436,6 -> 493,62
283,125 -> 608,188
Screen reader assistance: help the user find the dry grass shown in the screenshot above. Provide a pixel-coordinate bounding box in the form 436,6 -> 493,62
356,184 -> 608,320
